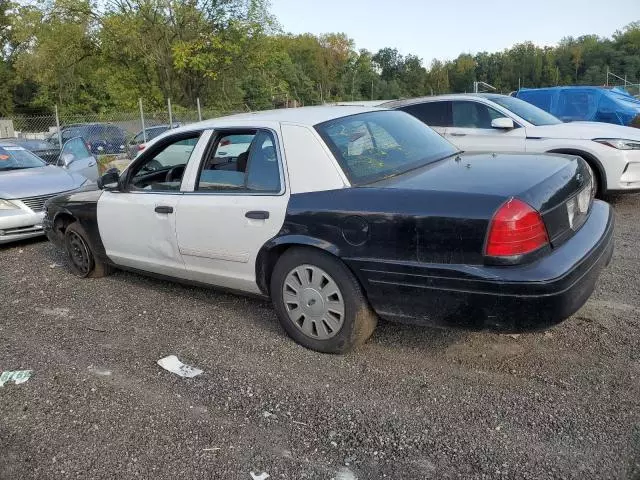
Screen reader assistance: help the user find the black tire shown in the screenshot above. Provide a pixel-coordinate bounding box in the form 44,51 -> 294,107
64,222 -> 110,278
270,247 -> 377,354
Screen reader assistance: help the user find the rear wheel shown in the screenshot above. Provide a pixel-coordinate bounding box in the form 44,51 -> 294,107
270,247 -> 377,354
64,223 -> 110,278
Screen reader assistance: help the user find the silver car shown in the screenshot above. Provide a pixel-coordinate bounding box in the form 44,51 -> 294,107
0,138 -> 98,244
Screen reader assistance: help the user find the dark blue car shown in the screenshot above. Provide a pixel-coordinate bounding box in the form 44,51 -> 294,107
515,86 -> 640,127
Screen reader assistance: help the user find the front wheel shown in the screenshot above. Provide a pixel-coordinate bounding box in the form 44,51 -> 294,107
270,247 -> 377,354
64,223 -> 110,278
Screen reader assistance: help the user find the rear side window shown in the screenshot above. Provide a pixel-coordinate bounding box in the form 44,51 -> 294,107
400,101 -> 452,127
196,130 -> 281,193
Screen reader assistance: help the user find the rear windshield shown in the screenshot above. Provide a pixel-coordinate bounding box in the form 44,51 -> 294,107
316,110 -> 458,185
0,146 -> 46,170
490,96 -> 562,126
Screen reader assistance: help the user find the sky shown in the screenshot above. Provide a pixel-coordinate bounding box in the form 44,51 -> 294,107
269,0 -> 639,63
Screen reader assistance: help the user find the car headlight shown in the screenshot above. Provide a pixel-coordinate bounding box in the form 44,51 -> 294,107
593,138 -> 640,150
0,199 -> 19,210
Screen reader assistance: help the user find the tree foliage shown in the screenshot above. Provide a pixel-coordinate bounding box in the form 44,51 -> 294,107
0,2 -> 638,117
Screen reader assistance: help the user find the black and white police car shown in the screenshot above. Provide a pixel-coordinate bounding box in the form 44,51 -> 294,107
44,106 -> 613,353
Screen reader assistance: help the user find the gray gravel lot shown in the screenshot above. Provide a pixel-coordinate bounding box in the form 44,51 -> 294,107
1,196 -> 640,480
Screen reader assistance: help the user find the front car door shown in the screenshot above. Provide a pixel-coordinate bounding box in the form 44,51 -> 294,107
59,137 -> 98,182
446,100 -> 526,152
97,130 -> 208,277
175,128 -> 289,293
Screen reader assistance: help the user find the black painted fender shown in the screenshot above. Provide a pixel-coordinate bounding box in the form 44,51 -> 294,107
546,148 -> 607,194
255,234 -> 343,296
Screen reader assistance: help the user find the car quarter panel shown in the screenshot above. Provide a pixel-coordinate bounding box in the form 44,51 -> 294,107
257,187 -> 505,293
280,123 -> 348,193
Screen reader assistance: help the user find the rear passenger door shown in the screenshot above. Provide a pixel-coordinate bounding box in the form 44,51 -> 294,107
397,101 -> 451,136
446,100 -> 526,153
175,129 -> 289,293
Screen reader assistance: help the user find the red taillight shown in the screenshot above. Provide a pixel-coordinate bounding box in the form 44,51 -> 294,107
138,144 -> 146,151
485,198 -> 549,257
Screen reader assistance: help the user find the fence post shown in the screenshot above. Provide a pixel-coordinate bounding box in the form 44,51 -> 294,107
167,98 -> 173,128
139,98 -> 147,143
196,97 -> 202,122
55,105 -> 62,150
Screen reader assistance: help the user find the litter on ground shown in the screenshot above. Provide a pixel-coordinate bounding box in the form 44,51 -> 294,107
250,472 -> 270,480
0,370 -> 33,387
157,355 -> 203,378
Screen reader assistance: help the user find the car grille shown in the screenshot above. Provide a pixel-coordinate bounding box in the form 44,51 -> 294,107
19,193 -> 64,212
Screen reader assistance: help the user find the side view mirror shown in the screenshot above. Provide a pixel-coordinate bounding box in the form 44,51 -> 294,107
97,168 -> 120,190
61,153 -> 75,167
491,117 -> 515,130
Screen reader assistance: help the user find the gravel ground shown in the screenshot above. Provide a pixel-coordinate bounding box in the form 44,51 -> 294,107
1,196 -> 639,480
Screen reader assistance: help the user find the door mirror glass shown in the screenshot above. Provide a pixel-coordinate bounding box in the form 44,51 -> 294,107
491,117 -> 515,129
97,168 -> 120,190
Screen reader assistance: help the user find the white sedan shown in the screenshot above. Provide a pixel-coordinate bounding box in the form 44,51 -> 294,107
43,106 -> 613,353
383,94 -> 640,195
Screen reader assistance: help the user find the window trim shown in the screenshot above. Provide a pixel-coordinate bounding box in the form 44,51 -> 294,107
188,127 -> 286,197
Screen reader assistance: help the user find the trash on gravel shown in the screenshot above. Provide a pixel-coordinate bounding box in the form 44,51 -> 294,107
49,263 -> 62,269
0,369 -> 33,387
262,411 -> 275,418
250,472 -> 270,480
157,355 -> 203,378
334,467 -> 357,480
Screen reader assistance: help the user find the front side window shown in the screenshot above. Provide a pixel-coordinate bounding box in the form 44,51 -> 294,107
400,101 -> 452,127
0,146 -> 46,170
196,130 -> 281,193
128,133 -> 201,192
316,110 -> 458,185
490,95 -> 562,126
452,101 -> 505,129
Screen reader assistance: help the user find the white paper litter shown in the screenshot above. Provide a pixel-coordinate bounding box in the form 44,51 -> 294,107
250,472 -> 270,480
0,370 -> 33,387
157,355 -> 203,378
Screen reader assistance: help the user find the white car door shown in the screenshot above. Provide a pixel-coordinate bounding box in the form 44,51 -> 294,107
175,129 -> 289,293
97,131 -> 208,277
59,137 -> 98,181
445,100 -> 526,153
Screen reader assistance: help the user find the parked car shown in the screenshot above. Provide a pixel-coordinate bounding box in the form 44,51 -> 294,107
382,94 -> 640,195
0,139 -> 96,244
1,138 -> 61,164
48,123 -> 127,155
127,124 -> 181,159
44,106 -> 613,353
514,86 -> 640,127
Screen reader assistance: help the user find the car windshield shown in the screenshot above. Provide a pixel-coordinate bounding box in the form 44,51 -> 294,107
490,96 -> 562,126
0,146 -> 46,170
316,110 -> 458,185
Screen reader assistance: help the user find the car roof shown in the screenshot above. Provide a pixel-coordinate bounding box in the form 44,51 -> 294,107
174,105 -> 388,131
382,93 -> 510,108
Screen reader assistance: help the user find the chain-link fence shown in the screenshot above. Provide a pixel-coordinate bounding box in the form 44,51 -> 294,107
0,100 -> 249,172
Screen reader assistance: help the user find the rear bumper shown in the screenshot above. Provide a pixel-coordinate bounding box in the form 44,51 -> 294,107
348,200 -> 614,332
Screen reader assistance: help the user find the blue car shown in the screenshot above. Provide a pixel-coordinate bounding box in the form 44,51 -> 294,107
515,86 -> 640,127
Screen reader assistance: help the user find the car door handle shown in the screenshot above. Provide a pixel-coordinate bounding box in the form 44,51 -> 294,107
88,161 -> 96,167
155,206 -> 174,214
449,132 -> 467,137
245,211 -> 269,220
